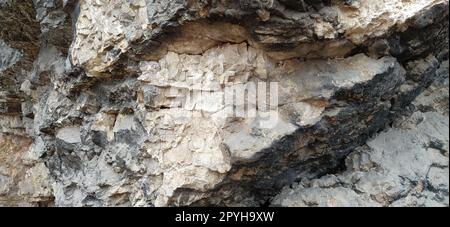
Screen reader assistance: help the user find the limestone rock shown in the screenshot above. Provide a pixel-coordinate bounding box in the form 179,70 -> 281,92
0,0 -> 448,207
272,72 -> 449,207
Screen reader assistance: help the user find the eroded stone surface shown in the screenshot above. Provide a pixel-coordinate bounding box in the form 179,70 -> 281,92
0,0 -> 448,207
0,134 -> 53,206
272,72 -> 449,207
0,40 -> 22,73
70,0 -> 448,75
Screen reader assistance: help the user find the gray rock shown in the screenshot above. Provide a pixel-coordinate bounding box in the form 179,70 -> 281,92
272,73 -> 450,207
0,0 -> 448,207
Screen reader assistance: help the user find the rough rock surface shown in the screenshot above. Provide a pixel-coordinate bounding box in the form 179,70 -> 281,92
272,70 -> 449,207
0,0 -> 449,206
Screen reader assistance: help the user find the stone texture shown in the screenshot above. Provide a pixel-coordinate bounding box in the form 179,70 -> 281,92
0,134 -> 54,206
272,68 -> 449,207
70,0 -> 448,75
0,0 -> 448,207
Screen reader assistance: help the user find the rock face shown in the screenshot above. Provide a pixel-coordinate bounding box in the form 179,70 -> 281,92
0,0 -> 448,206
272,71 -> 449,207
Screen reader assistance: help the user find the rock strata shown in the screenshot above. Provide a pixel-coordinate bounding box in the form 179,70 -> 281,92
272,68 -> 449,207
0,0 -> 448,206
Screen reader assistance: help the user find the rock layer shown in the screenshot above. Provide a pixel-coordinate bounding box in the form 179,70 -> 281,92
272,69 -> 449,207
0,0 -> 449,206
